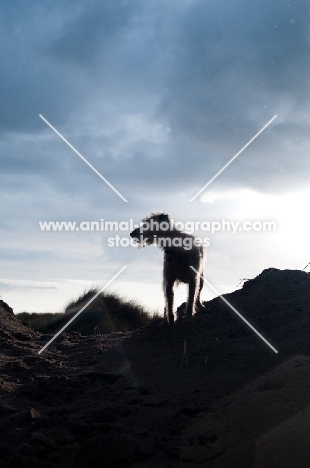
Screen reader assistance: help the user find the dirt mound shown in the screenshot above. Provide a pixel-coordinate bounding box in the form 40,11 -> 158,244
0,300 -> 38,347
1,268 -> 310,467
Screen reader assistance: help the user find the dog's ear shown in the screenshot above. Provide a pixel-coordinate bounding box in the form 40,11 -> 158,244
157,213 -> 171,224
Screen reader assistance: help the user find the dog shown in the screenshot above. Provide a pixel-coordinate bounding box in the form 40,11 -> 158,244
130,212 -> 205,324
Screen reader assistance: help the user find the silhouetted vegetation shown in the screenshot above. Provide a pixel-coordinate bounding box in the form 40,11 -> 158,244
17,289 -> 159,335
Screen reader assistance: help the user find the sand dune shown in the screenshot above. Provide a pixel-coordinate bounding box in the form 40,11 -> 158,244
1,268 -> 310,467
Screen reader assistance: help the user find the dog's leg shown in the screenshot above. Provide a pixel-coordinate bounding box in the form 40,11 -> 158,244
195,274 -> 204,310
164,280 -> 175,325
186,275 -> 198,318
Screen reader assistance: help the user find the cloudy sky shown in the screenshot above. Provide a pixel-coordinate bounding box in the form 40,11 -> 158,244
1,0 -> 310,314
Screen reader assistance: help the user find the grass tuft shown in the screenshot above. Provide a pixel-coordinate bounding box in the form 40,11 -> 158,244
17,289 -> 160,335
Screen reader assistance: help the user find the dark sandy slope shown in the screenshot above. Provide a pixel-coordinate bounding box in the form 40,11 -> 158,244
1,268 -> 310,468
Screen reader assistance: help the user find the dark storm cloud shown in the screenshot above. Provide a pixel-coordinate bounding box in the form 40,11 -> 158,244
47,0 -> 141,67
0,1 -> 76,131
2,0 -> 310,139
160,0 -> 310,134
0,0 -> 143,132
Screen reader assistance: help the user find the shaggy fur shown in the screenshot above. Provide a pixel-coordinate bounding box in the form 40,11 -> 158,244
130,212 -> 205,324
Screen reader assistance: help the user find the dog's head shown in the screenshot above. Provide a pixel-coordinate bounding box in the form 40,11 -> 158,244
130,212 -> 172,247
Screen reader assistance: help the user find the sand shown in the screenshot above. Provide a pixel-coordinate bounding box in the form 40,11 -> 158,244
1,268 -> 310,467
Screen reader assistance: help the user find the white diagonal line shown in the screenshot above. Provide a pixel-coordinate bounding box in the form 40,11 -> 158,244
190,267 -> 278,354
38,266 -> 127,354
189,115 -> 277,202
39,114 -> 128,203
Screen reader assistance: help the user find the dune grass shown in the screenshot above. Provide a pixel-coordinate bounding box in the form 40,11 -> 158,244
17,289 -> 160,335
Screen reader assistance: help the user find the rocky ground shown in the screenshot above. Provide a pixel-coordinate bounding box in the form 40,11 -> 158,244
1,268 -> 310,467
